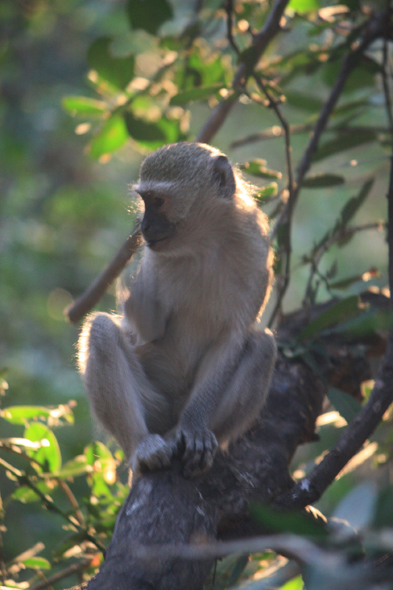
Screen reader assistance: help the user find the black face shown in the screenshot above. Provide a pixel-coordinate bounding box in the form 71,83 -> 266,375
139,190 -> 176,250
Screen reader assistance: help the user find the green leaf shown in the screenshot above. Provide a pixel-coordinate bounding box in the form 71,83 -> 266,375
54,455 -> 89,479
24,423 -> 62,473
87,37 -> 135,90
302,174 -> 345,188
90,115 -> 129,159
53,531 -> 89,559
313,130 -> 376,161
62,96 -> 107,117
12,481 -> 56,503
251,502 -> 327,539
280,576 -> 304,590
1,406 -> 51,425
330,269 -> 379,290
298,296 -> 361,341
327,387 -> 362,424
288,0 -> 319,13
1,404 -> 74,426
374,486 -> 393,529
241,160 -> 282,180
339,178 -> 374,229
285,90 -> 323,112
255,183 -> 278,202
23,557 -> 51,570
127,0 -> 173,35
124,111 -> 167,143
169,85 -> 224,106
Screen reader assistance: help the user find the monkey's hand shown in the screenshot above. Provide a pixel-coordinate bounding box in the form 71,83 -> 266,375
176,426 -> 218,478
130,434 -> 175,478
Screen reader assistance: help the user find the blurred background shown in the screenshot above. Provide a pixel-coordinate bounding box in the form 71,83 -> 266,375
0,0 -> 391,586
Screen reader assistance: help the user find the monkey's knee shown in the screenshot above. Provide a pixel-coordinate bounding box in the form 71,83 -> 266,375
78,312 -> 122,374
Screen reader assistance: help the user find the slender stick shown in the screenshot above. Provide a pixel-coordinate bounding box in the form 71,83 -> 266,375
28,559 -> 93,590
269,12 -> 386,324
303,222 -> 385,307
65,224 -> 142,324
197,0 -> 290,143
275,27 -> 393,509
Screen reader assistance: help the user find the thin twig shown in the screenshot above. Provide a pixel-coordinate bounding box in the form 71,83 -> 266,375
0,441 -> 85,526
251,73 -> 295,327
197,0 -> 290,143
28,559 -> 93,590
65,223 -> 142,324
303,222 -> 385,307
275,28 -> 393,508
225,0 -> 241,56
231,123 -> 314,147
231,124 -> 390,149
269,12 -> 387,324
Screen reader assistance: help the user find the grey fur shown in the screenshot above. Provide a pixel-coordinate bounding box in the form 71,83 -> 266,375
78,143 -> 277,478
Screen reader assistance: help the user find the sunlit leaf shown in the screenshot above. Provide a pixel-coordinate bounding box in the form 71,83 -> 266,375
302,174 -> 345,188
241,160 -> 282,179
62,96 -> 107,117
288,0 -> 319,13
327,387 -> 362,424
12,480 -> 56,503
127,0 -> 173,35
255,183 -> 278,203
89,115 -> 129,159
87,37 -> 135,90
280,576 -> 304,590
169,85 -> 224,106
1,406 -> 51,425
53,531 -> 88,559
54,455 -> 89,479
22,556 -> 51,570
298,296 -> 362,341
24,423 -> 62,473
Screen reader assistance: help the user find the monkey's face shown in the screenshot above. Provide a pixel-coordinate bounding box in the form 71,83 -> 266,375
137,187 -> 178,251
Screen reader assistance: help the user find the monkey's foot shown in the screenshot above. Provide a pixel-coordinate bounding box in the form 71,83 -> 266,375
130,434 -> 174,477
176,427 -> 218,478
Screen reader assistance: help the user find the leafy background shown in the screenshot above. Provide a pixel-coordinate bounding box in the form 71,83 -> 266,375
1,0 -> 392,588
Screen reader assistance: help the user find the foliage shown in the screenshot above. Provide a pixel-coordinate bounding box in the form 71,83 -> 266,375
1,0 -> 392,588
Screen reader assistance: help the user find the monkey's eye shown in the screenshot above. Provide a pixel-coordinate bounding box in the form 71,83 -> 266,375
153,196 -> 164,209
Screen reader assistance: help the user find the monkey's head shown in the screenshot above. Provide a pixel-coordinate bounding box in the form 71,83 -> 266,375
133,142 -> 237,252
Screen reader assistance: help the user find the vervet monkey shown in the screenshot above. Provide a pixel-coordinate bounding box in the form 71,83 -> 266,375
78,142 -> 276,478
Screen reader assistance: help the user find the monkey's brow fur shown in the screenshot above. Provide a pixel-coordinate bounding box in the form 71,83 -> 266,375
77,142 -> 277,479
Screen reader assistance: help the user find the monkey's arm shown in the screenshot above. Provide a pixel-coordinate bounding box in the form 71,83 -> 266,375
123,265 -> 169,343
176,330 -> 276,477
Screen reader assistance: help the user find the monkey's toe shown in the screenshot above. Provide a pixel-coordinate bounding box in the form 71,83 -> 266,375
178,427 -> 218,478
131,434 -> 173,476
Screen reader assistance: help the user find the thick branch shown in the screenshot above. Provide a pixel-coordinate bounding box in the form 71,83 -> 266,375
65,224 -> 142,324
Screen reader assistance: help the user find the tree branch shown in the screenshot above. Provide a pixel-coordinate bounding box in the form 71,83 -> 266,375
274,43 -> 393,508
196,0 -> 290,144
269,11 -> 388,321
64,224 -> 142,324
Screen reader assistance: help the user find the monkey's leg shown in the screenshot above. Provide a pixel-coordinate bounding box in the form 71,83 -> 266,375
78,313 -> 173,475
177,328 -> 276,477
211,328 -> 277,442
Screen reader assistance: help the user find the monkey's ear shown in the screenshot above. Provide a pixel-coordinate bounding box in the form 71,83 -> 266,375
212,155 -> 236,199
